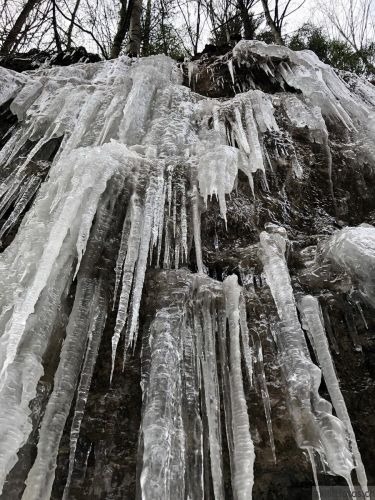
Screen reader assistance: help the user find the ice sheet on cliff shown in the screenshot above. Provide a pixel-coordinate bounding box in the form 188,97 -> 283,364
0,40 -> 373,498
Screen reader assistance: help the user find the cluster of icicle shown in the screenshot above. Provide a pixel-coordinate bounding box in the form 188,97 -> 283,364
260,224 -> 368,497
0,38 -> 373,498
139,271 -> 255,500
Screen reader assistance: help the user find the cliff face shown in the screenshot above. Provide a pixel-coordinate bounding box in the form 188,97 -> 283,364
0,41 -> 375,500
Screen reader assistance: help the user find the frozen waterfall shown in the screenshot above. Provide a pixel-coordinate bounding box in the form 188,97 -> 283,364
0,39 -> 373,498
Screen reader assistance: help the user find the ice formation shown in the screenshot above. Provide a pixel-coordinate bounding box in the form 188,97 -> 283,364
140,272 -> 254,500
299,295 -> 368,494
0,39 -> 373,497
259,224 -> 355,487
322,225 -> 375,306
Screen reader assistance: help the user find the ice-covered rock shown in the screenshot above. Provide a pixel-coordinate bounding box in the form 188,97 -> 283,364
0,40 -> 374,499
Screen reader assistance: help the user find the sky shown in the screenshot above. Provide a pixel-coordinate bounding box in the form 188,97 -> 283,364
254,0 -> 320,36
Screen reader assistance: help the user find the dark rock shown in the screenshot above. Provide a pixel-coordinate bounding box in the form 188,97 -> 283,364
0,46 -> 101,73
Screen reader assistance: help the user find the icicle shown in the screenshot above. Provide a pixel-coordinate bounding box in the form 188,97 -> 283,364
228,60 -> 235,86
111,195 -> 143,382
22,280 -> 106,500
308,448 -> 321,500
182,306 -> 204,499
199,292 -> 224,500
140,307 -> 185,500
187,61 -> 195,87
172,186 -> 177,238
174,234 -> 180,270
167,166 -> 173,215
321,305 -> 340,355
192,185 -> 204,273
0,176 -> 41,241
127,166 -> 164,350
355,300 -> 368,329
0,144 -> 120,400
223,275 -> 255,500
249,90 -> 279,133
163,215 -> 171,269
180,183 -> 188,262
156,183 -> 167,268
113,200 -> 133,306
233,108 -> 251,155
239,296 -> 253,386
150,175 -> 165,260
0,174 -> 27,220
299,295 -> 368,495
0,244 -> 75,494
259,224 -> 355,486
198,144 -> 240,225
22,176 -> 116,499
62,287 -> 107,500
217,304 -> 235,481
244,104 -> 265,174
253,329 -> 276,463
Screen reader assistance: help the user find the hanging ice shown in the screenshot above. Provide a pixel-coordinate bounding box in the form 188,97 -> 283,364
322,225 -> 375,307
299,295 -> 368,494
259,224 -> 355,486
22,169 -> 121,500
140,307 -> 186,500
223,275 -> 255,500
198,142 -> 242,224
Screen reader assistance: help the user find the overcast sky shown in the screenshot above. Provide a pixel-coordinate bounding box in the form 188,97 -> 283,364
254,0 -> 321,36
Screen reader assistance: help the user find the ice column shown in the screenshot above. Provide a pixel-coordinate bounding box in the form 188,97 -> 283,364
62,287 -> 107,500
22,172 -> 118,500
259,224 -> 355,486
299,295 -> 368,494
140,308 -> 185,500
223,275 -> 255,500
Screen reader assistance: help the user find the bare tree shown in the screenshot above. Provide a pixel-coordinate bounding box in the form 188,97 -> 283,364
203,0 -> 260,45
176,0 -> 207,55
318,0 -> 375,71
260,0 -> 305,44
237,0 -> 260,40
52,0 -> 63,51
66,0 -> 82,50
0,0 -> 44,55
127,0 -> 143,55
110,0 -> 134,58
142,0 -> 152,54
204,0 -> 234,44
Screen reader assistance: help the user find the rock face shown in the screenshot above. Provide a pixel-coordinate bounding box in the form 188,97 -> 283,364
0,40 -> 375,500
0,47 -> 101,73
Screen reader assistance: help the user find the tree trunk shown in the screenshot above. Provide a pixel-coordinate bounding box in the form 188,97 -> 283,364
66,0 -> 82,50
142,0 -> 152,56
237,0 -> 254,40
126,0 -> 143,56
0,0 -> 42,55
110,0 -> 134,59
260,0 -> 284,45
52,0 -> 62,52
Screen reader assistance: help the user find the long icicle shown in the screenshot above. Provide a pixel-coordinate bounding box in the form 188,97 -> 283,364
199,292 -> 224,500
299,295 -> 368,495
111,194 -> 143,382
62,285 -> 107,500
223,275 -> 255,500
127,166 -> 164,351
259,224 -> 355,489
